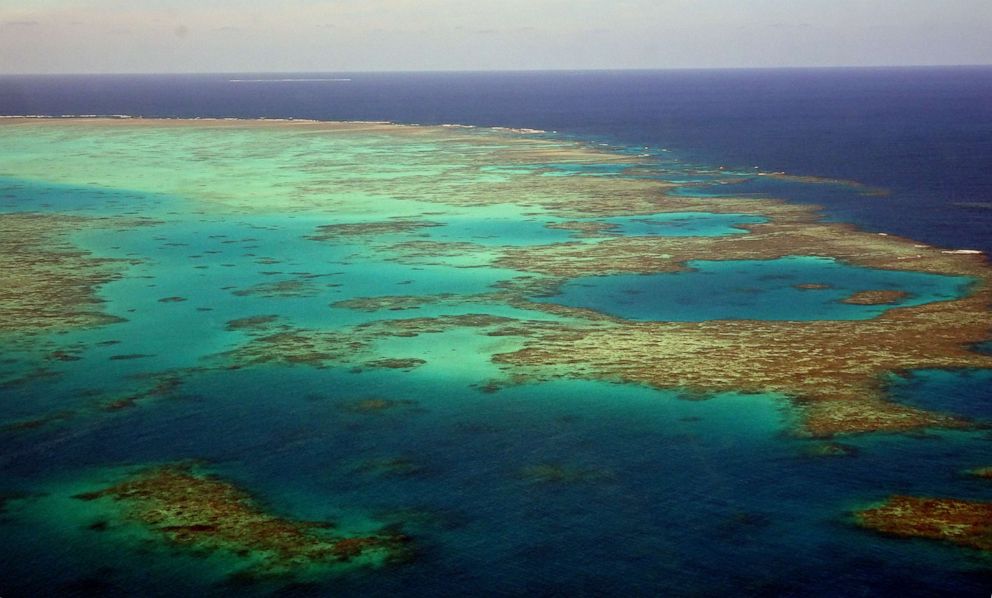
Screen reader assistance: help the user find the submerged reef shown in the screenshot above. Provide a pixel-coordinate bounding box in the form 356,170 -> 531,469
840,290 -> 911,305
490,298 -> 990,437
223,314 -> 517,370
73,464 -> 411,576
364,357 -> 427,370
231,278 -> 322,299
856,496 -> 992,552
0,212 -> 135,335
340,397 -> 419,414
331,294 -> 463,312
307,220 -> 443,241
518,463 -> 614,484
965,467 -> 992,480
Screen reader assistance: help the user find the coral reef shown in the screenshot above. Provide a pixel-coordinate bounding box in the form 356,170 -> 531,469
225,315 -> 281,331
331,294 -> 461,312
840,290 -> 911,305
490,296 -> 991,437
73,464 -> 411,575
307,220 -> 443,241
364,358 -> 426,370
223,314 -> 517,369
856,496 -> 992,552
0,213 -> 135,335
231,279 -> 322,299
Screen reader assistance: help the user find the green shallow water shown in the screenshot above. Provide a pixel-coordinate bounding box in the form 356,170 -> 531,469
1,121 -> 991,596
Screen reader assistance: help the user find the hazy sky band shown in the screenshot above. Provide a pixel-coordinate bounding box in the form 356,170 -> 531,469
1,0 -> 990,73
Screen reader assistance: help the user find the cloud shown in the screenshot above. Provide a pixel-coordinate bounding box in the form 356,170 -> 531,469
4,20 -> 40,27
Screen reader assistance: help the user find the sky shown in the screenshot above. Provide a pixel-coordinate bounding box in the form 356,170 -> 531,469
1,0 -> 990,74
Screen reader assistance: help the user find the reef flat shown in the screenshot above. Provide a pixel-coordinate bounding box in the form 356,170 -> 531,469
1,117 -> 991,592
73,464 -> 410,576
857,496 -> 992,552
0,212 -> 135,335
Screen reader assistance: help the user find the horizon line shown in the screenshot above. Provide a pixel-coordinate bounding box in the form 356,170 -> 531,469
3,63 -> 992,77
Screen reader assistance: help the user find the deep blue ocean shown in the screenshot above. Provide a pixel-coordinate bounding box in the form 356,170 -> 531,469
2,67 -> 992,252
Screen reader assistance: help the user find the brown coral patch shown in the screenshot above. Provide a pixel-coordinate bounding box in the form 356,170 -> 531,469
331,294 -> 458,312
340,398 -> 418,413
225,315 -> 281,331
73,464 -> 411,574
856,495 -> 992,551
545,220 -> 619,238
100,374 -> 184,412
364,358 -> 426,370
491,286 -> 992,437
224,314 -> 517,370
231,279 -> 321,299
384,240 -> 490,265
307,220 -> 443,241
494,212 -> 989,280
0,212 -> 133,335
840,290 -> 911,305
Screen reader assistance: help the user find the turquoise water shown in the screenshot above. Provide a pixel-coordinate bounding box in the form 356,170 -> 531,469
420,211 -> 765,246
1,124 -> 991,597
423,213 -> 577,246
542,256 -> 973,321
600,211 -> 766,237
0,176 -> 175,216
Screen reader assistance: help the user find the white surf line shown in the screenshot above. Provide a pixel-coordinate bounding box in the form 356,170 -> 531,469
228,78 -> 352,83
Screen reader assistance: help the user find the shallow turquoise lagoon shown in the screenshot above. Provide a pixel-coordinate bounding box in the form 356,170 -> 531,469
0,176 -> 174,216
421,211 -> 764,246
541,256 -> 974,321
599,211 -> 766,237
423,214 -> 577,246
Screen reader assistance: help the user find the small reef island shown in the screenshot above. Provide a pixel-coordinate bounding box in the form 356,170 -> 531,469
1,117 -> 991,593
